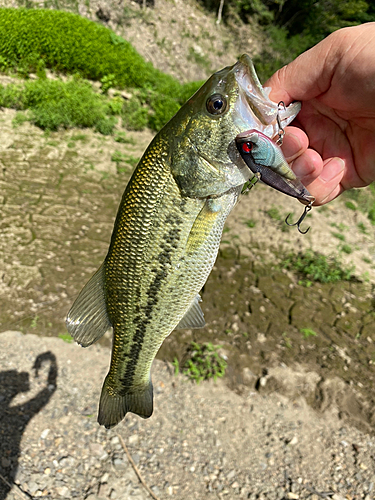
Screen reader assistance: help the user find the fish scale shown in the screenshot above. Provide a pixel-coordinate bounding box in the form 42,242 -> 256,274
66,54 -> 301,428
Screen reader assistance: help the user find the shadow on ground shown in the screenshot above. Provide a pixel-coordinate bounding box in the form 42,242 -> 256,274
0,352 -> 57,499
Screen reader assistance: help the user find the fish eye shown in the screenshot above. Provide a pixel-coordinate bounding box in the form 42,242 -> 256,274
242,142 -> 253,154
206,94 -> 227,115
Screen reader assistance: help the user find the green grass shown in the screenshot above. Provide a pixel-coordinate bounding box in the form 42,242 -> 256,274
282,249 -> 355,284
0,74 -> 198,134
266,207 -> 282,221
357,222 -> 368,234
0,8 -> 167,90
0,8 -> 203,132
343,184 -> 375,226
341,244 -> 353,254
70,133 -> 87,142
111,151 -> 140,171
179,342 -> 227,384
244,219 -> 256,228
30,315 -> 39,329
0,77 -> 118,133
300,328 -> 317,339
282,332 -> 292,348
331,222 -> 348,232
331,232 -> 345,241
345,201 -> 357,211
114,131 -> 136,145
58,333 -> 73,343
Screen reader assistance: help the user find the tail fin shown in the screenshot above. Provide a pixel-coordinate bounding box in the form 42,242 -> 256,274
98,376 -> 153,429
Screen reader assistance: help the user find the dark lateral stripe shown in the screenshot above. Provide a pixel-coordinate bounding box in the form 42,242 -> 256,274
119,225 -> 180,393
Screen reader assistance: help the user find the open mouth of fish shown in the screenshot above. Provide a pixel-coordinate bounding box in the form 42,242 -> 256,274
233,54 -> 300,138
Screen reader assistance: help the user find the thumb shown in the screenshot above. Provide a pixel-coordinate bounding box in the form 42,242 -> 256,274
264,31 -> 340,105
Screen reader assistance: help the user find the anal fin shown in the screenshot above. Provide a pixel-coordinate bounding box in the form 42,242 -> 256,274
176,294 -> 205,329
66,263 -> 112,347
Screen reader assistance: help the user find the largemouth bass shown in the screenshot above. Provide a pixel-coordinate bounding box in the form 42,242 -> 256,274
66,55 -> 300,429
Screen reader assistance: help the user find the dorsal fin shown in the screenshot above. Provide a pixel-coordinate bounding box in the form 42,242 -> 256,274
66,264 -> 112,347
176,294 -> 205,329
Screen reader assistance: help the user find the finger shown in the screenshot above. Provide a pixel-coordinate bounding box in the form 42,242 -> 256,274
291,149 -> 323,184
303,157 -> 345,205
280,127 -> 309,162
264,33 -> 339,104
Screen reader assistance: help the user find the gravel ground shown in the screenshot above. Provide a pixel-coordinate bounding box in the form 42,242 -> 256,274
1,331 -> 375,500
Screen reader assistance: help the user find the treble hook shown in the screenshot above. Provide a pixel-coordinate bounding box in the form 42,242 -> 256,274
276,101 -> 286,145
241,172 -> 261,194
285,201 -> 313,234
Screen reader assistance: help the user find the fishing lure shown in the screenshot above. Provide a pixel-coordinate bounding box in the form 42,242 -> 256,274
235,129 -> 315,234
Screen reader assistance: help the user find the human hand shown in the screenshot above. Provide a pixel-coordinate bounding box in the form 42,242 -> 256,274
265,22 -> 375,205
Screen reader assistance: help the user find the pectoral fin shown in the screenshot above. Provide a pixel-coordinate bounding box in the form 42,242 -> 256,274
176,294 -> 205,329
186,198 -> 222,254
65,264 -> 112,347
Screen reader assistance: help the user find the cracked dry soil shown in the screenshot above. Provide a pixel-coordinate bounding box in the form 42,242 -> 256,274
1,109 -> 375,499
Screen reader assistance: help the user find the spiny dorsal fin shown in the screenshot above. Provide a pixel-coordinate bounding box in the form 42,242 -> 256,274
176,294 -> 205,329
65,264 -> 111,347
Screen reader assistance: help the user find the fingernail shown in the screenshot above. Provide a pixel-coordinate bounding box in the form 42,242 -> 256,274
320,158 -> 345,182
282,133 -> 302,160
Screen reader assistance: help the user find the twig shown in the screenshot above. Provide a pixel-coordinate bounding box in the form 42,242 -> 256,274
216,0 -> 225,24
305,485 -> 335,498
0,472 -> 30,500
117,434 -> 161,500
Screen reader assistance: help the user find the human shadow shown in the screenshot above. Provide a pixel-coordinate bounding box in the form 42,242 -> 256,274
0,351 -> 57,499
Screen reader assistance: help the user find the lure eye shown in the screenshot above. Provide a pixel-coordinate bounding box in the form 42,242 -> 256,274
206,94 -> 227,115
242,142 -> 253,154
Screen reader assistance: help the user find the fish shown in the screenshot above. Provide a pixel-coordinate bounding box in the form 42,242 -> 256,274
66,54 -> 301,429
235,129 -> 315,204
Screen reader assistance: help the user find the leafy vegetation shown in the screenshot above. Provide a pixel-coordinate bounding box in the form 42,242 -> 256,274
282,249 -> 355,284
176,342 -> 227,383
0,8 -> 164,89
345,201 -> 357,211
245,219 -> 256,228
357,222 -> 368,234
341,244 -> 353,254
300,328 -> 317,339
0,8 -> 202,132
114,132 -> 136,145
58,333 -> 73,343
343,185 -> 375,225
199,0 -> 375,80
266,207 -> 282,221
331,232 -> 345,241
0,77 -> 118,133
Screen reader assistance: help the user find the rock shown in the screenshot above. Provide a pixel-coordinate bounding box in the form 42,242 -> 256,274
56,486 -> 70,497
128,434 -> 139,445
40,429 -> 50,439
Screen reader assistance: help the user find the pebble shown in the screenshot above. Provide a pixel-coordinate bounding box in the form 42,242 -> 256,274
128,434 -> 139,445
1,331 -> 375,500
40,429 -> 50,439
56,486 -> 70,497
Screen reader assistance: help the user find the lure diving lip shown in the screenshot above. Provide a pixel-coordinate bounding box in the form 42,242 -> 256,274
235,129 -> 315,205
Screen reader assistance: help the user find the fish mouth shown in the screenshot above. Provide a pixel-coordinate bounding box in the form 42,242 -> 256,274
233,54 -> 301,139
